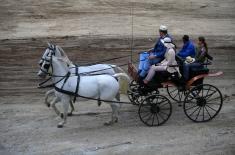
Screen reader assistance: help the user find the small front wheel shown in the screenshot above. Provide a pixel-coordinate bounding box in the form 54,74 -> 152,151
167,85 -> 187,103
138,95 -> 172,126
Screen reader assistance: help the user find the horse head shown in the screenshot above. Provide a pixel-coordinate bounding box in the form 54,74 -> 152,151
37,46 -> 70,79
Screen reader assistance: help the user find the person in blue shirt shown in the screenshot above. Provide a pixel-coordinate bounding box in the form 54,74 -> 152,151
177,35 -> 196,59
138,25 -> 172,78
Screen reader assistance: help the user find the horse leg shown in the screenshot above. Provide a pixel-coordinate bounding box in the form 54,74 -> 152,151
51,97 -> 61,117
115,92 -> 120,101
104,102 -> 120,126
68,99 -> 75,116
57,98 -> 70,128
45,89 -> 54,107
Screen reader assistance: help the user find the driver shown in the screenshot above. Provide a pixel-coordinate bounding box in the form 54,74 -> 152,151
138,25 -> 173,79
143,37 -> 181,84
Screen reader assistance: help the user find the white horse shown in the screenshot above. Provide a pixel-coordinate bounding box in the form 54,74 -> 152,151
38,53 -> 130,128
38,43 -> 125,115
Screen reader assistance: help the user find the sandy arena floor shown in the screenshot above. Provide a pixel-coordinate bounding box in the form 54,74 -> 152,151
0,0 -> 235,155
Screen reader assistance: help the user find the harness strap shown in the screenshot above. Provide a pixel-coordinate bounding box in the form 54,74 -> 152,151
54,86 -> 132,104
61,72 -> 71,90
38,77 -> 52,88
73,74 -> 80,102
75,64 -> 79,75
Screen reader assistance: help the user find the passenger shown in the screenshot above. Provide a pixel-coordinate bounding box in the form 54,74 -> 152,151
143,37 -> 181,84
138,25 -> 173,78
177,35 -> 196,60
183,36 -> 209,81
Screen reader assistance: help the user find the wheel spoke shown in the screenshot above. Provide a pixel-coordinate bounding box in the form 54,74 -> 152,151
205,105 -> 218,112
205,87 -> 210,97
159,101 -> 170,108
204,90 -> 217,100
169,88 -> 178,94
202,106 -> 205,121
185,104 -> 198,111
145,113 -> 154,123
204,106 -> 212,119
157,98 -> 167,105
160,108 -> 171,111
187,93 -> 196,102
178,91 -> 183,101
195,107 -> 202,121
139,109 -> 151,113
141,112 -> 151,119
207,96 -> 221,103
157,112 -> 165,121
155,113 -> 160,125
139,106 -> 151,112
201,86 -> 204,97
159,111 -> 169,116
189,106 -> 200,116
151,113 -> 155,126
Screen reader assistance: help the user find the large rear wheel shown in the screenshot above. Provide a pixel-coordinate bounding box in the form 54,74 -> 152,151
183,84 -> 223,122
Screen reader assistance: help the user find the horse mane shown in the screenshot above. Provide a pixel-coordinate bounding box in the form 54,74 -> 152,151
53,56 -> 70,72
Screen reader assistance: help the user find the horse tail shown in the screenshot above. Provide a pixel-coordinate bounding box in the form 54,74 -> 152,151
110,65 -> 125,73
113,73 -> 130,94
113,73 -> 130,82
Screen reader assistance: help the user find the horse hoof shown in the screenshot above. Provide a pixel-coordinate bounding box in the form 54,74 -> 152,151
47,104 -> 50,107
60,113 -> 64,119
104,122 -> 111,126
67,113 -> 73,116
57,124 -> 63,128
104,122 -> 112,126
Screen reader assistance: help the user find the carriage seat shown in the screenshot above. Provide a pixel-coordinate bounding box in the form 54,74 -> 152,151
188,67 -> 209,86
151,71 -> 181,87
190,67 -> 209,75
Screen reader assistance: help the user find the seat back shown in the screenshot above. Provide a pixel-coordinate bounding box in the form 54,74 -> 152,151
189,67 -> 209,86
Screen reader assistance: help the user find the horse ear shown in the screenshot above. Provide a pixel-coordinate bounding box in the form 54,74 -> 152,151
47,42 -> 52,47
57,46 -> 68,58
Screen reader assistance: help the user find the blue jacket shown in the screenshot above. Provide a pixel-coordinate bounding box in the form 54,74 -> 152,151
152,34 -> 172,59
177,41 -> 196,59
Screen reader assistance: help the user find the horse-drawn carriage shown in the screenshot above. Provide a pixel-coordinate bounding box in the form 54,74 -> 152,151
38,43 -> 223,128
127,59 -> 223,126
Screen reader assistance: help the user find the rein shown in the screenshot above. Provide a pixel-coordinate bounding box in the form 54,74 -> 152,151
54,86 -> 133,105
38,72 -> 71,88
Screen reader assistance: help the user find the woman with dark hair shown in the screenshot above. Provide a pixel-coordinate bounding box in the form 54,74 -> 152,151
183,36 -> 209,81
196,36 -> 208,63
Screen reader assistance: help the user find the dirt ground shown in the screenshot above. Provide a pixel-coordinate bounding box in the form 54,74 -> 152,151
0,0 -> 235,155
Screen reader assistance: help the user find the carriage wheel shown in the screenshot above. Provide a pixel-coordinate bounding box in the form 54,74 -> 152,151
127,80 -> 141,105
167,85 -> 187,103
138,94 -> 172,126
183,84 -> 223,122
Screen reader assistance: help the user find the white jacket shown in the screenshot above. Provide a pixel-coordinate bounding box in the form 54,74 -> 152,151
159,47 -> 181,77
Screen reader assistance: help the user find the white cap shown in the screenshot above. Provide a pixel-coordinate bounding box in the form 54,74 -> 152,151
163,37 -> 171,43
161,37 -> 175,48
159,25 -> 168,31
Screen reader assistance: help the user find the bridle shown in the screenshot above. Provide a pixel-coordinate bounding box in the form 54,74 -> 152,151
38,45 -> 71,88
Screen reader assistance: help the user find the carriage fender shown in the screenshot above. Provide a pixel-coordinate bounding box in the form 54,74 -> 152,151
186,71 -> 223,88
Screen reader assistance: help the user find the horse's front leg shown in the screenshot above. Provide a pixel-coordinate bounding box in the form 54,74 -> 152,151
57,98 -> 70,128
45,89 -> 55,107
51,97 -> 60,116
105,102 -> 120,126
